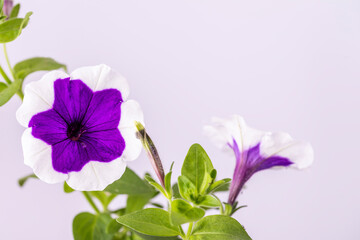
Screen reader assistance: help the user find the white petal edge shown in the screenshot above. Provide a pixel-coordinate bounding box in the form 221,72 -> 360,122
66,158 -> 127,191
16,70 -> 69,127
119,100 -> 144,162
70,64 -> 130,100
204,115 -> 266,152
22,128 -> 68,183
260,132 -> 314,169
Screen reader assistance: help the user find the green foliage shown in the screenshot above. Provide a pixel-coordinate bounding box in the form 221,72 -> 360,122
189,215 -> 252,240
207,178 -> 231,194
177,175 -> 196,202
0,78 -> 21,106
73,212 -> 113,240
63,182 -> 75,193
0,11 -> 32,43
18,173 -> 37,187
0,82 -> 6,92
13,57 -> 66,80
144,174 -> 167,197
9,4 -> 20,19
105,168 -> 156,196
195,195 -> 221,208
170,199 -> 205,226
116,208 -> 180,237
126,193 -> 155,214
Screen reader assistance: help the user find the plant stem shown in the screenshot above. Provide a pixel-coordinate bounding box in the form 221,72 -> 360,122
186,222 -> 193,238
3,44 -> 14,78
0,64 -> 11,84
178,226 -> 186,239
82,191 -> 100,214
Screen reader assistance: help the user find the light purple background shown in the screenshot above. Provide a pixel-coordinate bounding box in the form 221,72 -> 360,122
1,0 -> 359,239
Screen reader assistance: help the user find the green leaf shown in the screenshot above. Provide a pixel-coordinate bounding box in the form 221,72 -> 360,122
0,0 -> 4,13
144,174 -> 167,197
73,212 -> 113,240
190,215 -> 252,240
181,144 -> 214,196
116,208 -> 180,237
18,173 -> 37,187
0,78 -> 21,106
133,232 -> 180,240
170,199 -> 205,226
105,168 -> 156,195
9,4 -> 20,19
177,175 -> 196,202
13,57 -> 66,80
0,11 -> 32,43
164,162 -> 174,196
64,181 -> 75,193
106,218 -> 122,235
196,195 -> 221,208
172,184 -> 181,199
207,178 -> 231,194
0,82 -> 7,92
126,193 -> 155,214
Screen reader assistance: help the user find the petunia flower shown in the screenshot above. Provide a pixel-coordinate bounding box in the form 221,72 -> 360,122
16,64 -> 144,191
3,0 -> 13,17
204,115 -> 314,206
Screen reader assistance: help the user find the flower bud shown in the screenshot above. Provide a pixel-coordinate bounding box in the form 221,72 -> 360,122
135,121 -> 165,187
3,0 -> 13,17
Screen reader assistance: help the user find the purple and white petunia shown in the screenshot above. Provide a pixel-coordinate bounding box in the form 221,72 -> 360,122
204,115 -> 314,206
16,64 -> 144,191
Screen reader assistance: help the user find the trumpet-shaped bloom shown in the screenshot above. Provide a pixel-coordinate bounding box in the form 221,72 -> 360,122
204,115 -> 314,206
16,64 -> 144,191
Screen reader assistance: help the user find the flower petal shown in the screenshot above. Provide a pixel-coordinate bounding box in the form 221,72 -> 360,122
204,115 -> 265,151
66,158 -> 126,191
118,100 -> 144,161
70,64 -> 129,100
260,132 -> 314,169
16,70 -> 69,127
22,128 -> 68,183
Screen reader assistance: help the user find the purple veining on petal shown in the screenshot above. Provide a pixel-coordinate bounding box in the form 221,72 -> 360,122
29,78 -> 125,173
228,138 -> 293,206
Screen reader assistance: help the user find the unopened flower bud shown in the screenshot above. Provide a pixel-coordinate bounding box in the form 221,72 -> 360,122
3,0 -> 13,17
135,121 -> 165,187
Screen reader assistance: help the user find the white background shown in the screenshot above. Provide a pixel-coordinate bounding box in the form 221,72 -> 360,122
0,0 -> 359,239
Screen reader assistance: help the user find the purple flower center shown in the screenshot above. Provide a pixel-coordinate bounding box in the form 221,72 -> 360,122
29,78 -> 125,174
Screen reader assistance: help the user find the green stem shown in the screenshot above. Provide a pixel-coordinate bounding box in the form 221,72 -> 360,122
178,226 -> 186,239
186,222 -> 193,238
3,44 -> 14,78
0,64 -> 11,84
82,191 -> 100,214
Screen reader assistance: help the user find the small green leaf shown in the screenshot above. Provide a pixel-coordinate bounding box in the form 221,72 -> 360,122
207,178 -> 231,194
144,174 -> 167,196
0,0 -> 4,13
196,195 -> 221,208
73,212 -> 113,240
170,199 -> 205,226
177,176 -> 196,202
64,181 -> 75,193
181,144 -> 214,196
105,168 -> 155,196
190,215 -> 252,240
116,208 -> 180,237
18,173 -> 37,187
13,57 -> 66,80
126,193 -> 155,214
106,218 -> 122,235
0,11 -> 32,43
90,191 -> 116,210
0,78 -> 21,106
9,4 -> 20,19
0,82 -> 7,92
165,171 -> 172,195
172,184 -> 181,199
